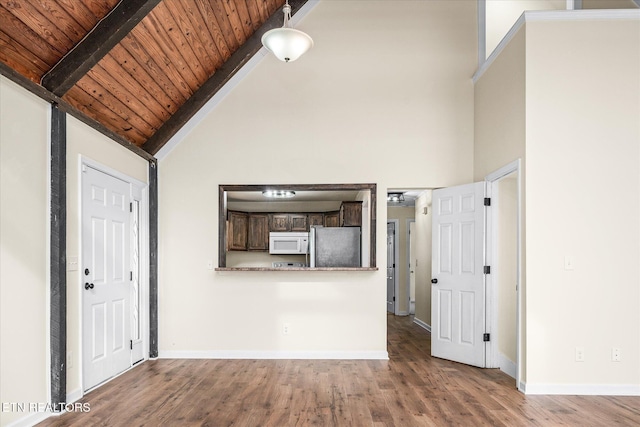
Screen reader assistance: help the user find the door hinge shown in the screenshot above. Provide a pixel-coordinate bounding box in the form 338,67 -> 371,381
130,271 -> 133,281
484,265 -> 491,274
130,340 -> 133,350
484,197 -> 491,206
483,333 -> 490,342
129,202 -> 133,212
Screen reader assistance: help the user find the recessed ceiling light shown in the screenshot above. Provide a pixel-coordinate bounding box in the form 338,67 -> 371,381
262,190 -> 296,198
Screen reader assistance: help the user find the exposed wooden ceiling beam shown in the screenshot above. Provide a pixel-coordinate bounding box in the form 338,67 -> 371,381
1,61 -> 155,161
142,0 -> 309,155
41,0 -> 162,97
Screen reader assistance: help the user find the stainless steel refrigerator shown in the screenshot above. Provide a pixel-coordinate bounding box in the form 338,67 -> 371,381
309,226 -> 361,268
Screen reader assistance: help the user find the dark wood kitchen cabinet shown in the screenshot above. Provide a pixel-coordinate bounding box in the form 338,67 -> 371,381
227,211 -> 248,251
247,214 -> 269,251
323,211 -> 340,227
290,214 -> 308,231
269,213 -> 309,231
308,213 -> 324,228
340,202 -> 362,227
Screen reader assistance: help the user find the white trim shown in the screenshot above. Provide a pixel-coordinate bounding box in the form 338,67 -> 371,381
524,383 -> 640,396
4,411 -> 53,427
473,9 -> 640,83
566,0 -> 582,10
388,220 -> 400,315
485,159 -> 522,391
405,218 -> 415,315
66,388 -> 83,404
158,350 -> 389,360
497,352 -> 516,379
45,103 -> 52,419
477,0 -> 486,67
413,317 -> 431,333
154,0 -> 320,160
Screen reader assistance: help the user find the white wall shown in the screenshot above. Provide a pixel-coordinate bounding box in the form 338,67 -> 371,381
0,76 -> 50,427
158,0 -> 477,358
413,191 -> 433,327
525,18 -> 640,391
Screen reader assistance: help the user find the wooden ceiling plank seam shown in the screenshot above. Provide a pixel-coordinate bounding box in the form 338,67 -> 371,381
243,0 -> 262,32
164,0 -> 217,77
56,0 -> 100,32
209,0 -> 241,52
0,6 -> 62,66
142,0 -> 309,155
64,85 -> 149,145
233,0 -> 254,39
99,53 -> 172,122
219,0 -> 248,46
254,0 -> 269,22
80,0 -> 120,20
179,0 -> 225,71
131,21 -> 195,98
195,0 -> 232,60
152,2 -> 209,83
106,46 -> 178,116
86,63 -> 165,131
0,31 -> 47,81
0,60 -> 154,161
41,0 -> 163,97
28,0 -> 86,44
119,35 -> 188,108
1,0 -> 76,51
73,73 -> 157,139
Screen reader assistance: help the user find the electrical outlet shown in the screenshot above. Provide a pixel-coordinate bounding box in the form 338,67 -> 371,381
575,347 -> 585,362
67,256 -> 78,271
67,351 -> 73,369
612,347 -> 621,362
283,323 -> 290,335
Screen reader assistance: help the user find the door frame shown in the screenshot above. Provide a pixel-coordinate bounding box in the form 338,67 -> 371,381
405,219 -> 415,315
484,159 -> 522,391
387,219 -> 400,315
78,156 -> 150,394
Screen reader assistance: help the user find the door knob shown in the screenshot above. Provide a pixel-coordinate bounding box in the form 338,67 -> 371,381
84,268 -> 90,276
431,278 -> 438,284
84,282 -> 94,290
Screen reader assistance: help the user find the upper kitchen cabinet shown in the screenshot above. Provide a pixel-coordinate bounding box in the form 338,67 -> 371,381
247,214 -> 269,251
269,213 -> 309,232
340,202 -> 362,227
323,211 -> 340,227
308,213 -> 324,228
228,211 -> 248,251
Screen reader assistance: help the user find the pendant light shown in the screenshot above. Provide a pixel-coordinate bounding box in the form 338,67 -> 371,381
261,0 -> 313,62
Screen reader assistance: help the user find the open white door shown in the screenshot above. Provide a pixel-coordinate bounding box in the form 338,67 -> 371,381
82,166 -> 132,390
431,182 -> 486,367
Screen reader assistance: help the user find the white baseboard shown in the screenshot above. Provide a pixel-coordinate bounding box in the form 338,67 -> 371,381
413,317 -> 431,332
66,388 -> 82,404
524,383 -> 640,396
4,388 -> 87,427
4,411 -> 52,427
497,352 -> 516,379
158,350 -> 389,360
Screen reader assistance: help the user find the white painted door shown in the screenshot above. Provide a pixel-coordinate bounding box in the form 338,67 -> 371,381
82,166 -> 132,390
431,182 -> 486,367
386,222 -> 395,313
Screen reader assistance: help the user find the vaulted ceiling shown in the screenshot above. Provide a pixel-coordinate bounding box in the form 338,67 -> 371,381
0,0 -> 308,159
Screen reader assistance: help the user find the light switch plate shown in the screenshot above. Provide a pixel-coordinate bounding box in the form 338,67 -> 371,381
67,256 -> 78,271
564,256 -> 575,271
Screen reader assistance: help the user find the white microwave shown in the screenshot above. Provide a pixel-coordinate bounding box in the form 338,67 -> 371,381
269,232 -> 309,255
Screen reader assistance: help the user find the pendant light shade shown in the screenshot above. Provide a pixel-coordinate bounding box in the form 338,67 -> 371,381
261,1 -> 313,62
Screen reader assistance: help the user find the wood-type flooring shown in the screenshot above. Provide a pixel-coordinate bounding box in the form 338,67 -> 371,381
38,314 -> 640,426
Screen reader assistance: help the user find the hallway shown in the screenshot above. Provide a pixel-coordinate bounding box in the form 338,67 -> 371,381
38,315 -> 640,426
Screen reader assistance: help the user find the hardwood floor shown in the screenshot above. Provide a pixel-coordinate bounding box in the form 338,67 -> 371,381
38,314 -> 639,426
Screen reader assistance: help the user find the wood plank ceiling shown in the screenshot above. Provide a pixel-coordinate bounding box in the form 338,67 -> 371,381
0,0 -> 307,157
